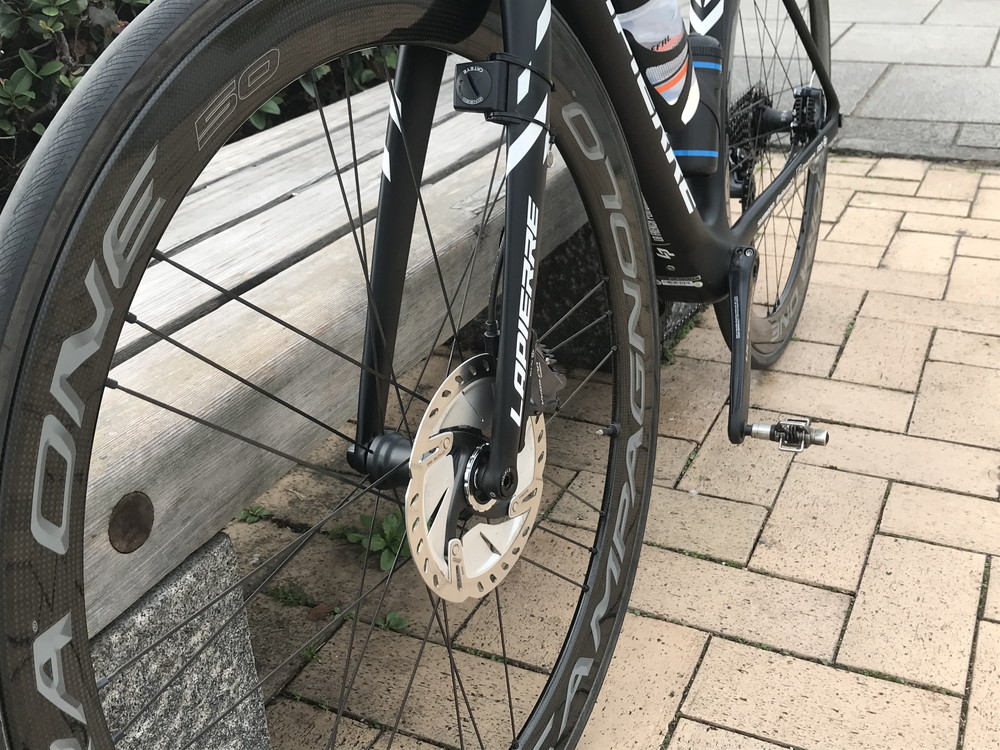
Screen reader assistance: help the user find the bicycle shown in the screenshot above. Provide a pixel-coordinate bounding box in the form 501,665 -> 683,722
0,0 -> 837,747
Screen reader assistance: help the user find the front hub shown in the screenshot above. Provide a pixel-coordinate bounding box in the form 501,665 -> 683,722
405,354 -> 546,603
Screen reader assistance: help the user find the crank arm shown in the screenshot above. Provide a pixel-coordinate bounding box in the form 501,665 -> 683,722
727,246 -> 758,445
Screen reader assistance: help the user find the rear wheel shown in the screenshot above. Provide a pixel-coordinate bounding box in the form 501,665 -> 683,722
721,0 -> 831,367
0,1 -> 658,748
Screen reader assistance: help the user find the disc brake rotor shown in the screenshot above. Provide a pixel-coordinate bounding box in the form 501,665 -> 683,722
405,353 -> 546,603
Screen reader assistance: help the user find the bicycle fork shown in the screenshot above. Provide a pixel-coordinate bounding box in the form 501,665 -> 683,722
348,0 -> 554,505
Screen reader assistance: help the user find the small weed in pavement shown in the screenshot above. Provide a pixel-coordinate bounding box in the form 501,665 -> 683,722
335,510 -> 411,571
235,504 -> 274,524
266,583 -> 317,608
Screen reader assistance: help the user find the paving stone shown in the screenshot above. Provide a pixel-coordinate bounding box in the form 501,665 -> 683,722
830,0 -> 939,24
266,702 -> 438,750
795,423 -> 1000,498
859,66 -> 1000,123
973,188 -> 1000,220
551,474 -> 765,564
926,0 -> 1000,25
860,291 -> 1000,338
826,175 -> 919,196
682,639 -> 962,750
751,370 -> 914,432
909,361 -> 1000,450
965,620 -> 1000,750
986,573 -> 1000,622
834,24 -> 995,66
837,119 -> 961,161
838,535 -> 983,692
678,408 -> 794,507
668,720 -> 784,750
902,211 -> 1000,240
580,615 -> 706,750
631,547 -> 849,659
882,483 -> 1000,556
881,230 -> 957,275
457,522 -> 591,668
959,123 -> 1000,149
769,339 -> 839,377
820,187 -> 854,222
833,317 -> 932,391
958,236 -> 1000,260
931,329 -> 1000,370
545,415 -> 694,484
659,358 -> 730,442
828,155 -> 877,176
983,174 -> 1000,190
852,191 -> 970,217
947,257 -> 1000,306
831,61 -> 890,117
794,284 -> 866,345
811,261 -> 947,299
869,158 -> 932,182
825,206 -> 902,245
292,627 -> 546,743
673,330 -> 837,378
750,465 -> 886,591
918,166 -> 982,201
816,239 -> 884,266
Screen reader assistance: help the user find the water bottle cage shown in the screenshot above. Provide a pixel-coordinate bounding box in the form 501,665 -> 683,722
453,54 -> 555,128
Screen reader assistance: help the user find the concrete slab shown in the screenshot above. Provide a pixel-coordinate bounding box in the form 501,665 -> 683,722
858,66 -> 1000,124
833,24 -> 996,66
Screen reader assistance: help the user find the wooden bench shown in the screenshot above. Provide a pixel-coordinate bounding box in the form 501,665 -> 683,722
85,67 -> 590,634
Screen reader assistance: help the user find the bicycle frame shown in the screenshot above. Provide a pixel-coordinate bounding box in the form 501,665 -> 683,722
351,0 -> 839,495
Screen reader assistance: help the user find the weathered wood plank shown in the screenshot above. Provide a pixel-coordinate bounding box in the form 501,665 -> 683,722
118,106 -> 505,360
86,148 -> 588,634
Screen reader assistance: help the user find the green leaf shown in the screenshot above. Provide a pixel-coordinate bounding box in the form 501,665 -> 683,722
368,535 -> 386,552
41,6 -> 60,16
86,3 -> 118,28
0,119 -> 13,135
32,122 -> 45,135
258,97 -> 280,115
248,111 -> 265,130
38,60 -> 63,76
298,75 -> 317,100
379,548 -> 394,571
344,531 -> 363,544
9,67 -> 33,94
360,68 -> 375,85
381,511 -> 401,534
0,15 -> 20,37
18,48 -> 37,74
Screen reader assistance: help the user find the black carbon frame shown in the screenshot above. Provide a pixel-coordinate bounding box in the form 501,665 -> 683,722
559,0 -> 839,303
354,0 -> 837,491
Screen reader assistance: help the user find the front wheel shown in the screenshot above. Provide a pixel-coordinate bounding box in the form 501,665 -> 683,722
720,0 -> 831,367
0,0 -> 659,748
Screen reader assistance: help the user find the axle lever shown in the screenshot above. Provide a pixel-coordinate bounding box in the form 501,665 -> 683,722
727,246 -> 758,444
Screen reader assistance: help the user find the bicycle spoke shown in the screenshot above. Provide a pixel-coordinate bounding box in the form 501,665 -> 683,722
151,250 -> 429,405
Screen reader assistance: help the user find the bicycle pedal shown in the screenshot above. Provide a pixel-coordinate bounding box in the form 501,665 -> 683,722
745,416 -> 829,452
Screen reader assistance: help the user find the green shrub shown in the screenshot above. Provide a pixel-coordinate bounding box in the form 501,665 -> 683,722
0,0 -> 150,203
0,0 -> 397,210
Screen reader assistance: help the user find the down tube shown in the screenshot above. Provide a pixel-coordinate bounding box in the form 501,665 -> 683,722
554,0 -> 734,304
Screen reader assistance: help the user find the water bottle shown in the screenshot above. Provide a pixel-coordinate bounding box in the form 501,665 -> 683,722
617,0 -> 700,132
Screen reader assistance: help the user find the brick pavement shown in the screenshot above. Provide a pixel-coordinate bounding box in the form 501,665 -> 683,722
232,153 -> 1000,749
574,153 -> 1000,749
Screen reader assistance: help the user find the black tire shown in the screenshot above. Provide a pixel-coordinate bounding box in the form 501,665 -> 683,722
0,1 -> 659,749
718,0 -> 831,367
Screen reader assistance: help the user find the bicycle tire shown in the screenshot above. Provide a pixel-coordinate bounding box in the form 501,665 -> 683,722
718,0 -> 831,367
0,1 -> 659,749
